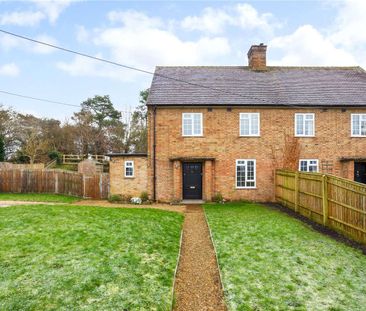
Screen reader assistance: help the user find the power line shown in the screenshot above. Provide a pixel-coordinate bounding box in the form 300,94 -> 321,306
0,89 -> 133,114
0,90 -> 79,107
0,28 -> 308,109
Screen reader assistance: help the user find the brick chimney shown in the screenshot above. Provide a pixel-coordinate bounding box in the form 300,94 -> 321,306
247,43 -> 267,71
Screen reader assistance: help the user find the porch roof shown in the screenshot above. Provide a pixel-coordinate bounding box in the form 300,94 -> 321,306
169,156 -> 215,162
339,157 -> 366,162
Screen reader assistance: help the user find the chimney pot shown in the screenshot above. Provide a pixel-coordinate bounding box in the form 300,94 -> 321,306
247,44 -> 267,71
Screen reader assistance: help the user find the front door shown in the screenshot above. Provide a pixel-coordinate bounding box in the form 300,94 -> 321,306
183,162 -> 202,200
354,162 -> 366,184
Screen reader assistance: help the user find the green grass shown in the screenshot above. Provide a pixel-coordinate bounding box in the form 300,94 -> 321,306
0,193 -> 80,203
205,202 -> 366,311
0,205 -> 183,310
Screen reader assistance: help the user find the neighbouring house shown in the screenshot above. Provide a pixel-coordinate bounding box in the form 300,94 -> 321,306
109,44 -> 366,202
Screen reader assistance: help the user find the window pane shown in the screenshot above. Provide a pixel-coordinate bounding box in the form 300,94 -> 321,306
126,167 -> 133,176
183,118 -> 192,135
296,115 -> 304,135
352,115 -> 360,135
247,161 -> 254,181
361,119 -> 366,136
300,160 -> 307,171
305,119 -> 313,135
237,164 -> 246,187
251,114 -> 259,135
193,114 -> 201,135
241,118 -> 249,135
309,165 -> 317,172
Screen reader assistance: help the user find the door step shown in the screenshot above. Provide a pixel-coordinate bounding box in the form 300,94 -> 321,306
181,199 -> 205,205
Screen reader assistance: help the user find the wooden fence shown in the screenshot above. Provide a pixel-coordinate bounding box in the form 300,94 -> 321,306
62,154 -> 109,165
0,169 -> 109,199
275,169 -> 366,244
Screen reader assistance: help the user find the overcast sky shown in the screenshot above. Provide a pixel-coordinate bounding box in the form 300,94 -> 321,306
0,0 -> 365,120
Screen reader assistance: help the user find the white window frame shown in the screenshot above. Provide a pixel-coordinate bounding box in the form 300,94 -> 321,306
239,113 -> 260,137
351,114 -> 366,137
299,159 -> 319,172
182,113 -> 203,137
236,159 -> 256,189
295,113 -> 315,137
124,160 -> 134,178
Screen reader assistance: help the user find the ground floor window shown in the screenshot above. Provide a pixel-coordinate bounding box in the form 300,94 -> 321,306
236,159 -> 256,188
125,161 -> 134,177
299,159 -> 318,172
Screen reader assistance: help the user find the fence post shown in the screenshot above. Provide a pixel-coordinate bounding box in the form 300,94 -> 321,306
294,171 -> 299,212
55,171 -> 59,194
82,175 -> 86,198
322,174 -> 329,226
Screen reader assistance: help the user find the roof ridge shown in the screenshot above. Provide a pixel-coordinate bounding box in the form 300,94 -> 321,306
154,65 -> 363,71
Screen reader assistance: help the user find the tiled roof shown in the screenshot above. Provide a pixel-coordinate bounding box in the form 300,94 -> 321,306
147,66 -> 366,107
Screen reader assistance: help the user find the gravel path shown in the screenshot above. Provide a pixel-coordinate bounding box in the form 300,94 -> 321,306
173,205 -> 226,311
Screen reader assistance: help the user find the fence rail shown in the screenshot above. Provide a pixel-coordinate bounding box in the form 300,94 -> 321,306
275,169 -> 366,244
0,169 -> 109,199
62,154 -> 109,165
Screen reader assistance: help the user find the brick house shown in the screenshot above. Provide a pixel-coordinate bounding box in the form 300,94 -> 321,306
109,44 -> 366,202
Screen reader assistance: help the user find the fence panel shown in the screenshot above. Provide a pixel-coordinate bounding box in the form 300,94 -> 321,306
0,169 -> 109,200
298,172 -> 323,224
275,170 -> 296,209
275,169 -> 366,244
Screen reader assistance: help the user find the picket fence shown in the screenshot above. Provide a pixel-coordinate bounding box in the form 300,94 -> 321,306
0,169 -> 109,199
275,169 -> 366,244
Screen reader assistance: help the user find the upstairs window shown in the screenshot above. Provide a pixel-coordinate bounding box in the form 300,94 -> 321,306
295,113 -> 315,136
125,161 -> 134,177
351,114 -> 366,137
240,113 -> 260,136
299,159 -> 318,172
182,113 -> 203,136
236,159 -> 256,188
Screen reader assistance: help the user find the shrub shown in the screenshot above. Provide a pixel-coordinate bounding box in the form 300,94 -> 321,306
212,192 -> 224,203
140,191 -> 149,202
48,150 -> 62,164
108,194 -> 122,203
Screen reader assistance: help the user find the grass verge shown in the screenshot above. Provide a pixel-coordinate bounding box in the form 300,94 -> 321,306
0,205 -> 183,310
205,202 -> 366,311
0,193 -> 80,203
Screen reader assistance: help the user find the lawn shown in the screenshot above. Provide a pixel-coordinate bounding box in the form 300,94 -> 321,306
0,205 -> 183,310
0,193 -> 80,203
205,202 -> 366,311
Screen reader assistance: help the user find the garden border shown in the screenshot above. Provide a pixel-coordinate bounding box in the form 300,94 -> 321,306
267,203 -> 366,255
170,227 -> 184,311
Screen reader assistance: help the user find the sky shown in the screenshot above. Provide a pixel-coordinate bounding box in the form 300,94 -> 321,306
0,0 -> 365,121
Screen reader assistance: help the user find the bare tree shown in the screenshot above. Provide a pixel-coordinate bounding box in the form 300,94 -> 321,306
271,131 -> 301,171
22,130 -> 49,164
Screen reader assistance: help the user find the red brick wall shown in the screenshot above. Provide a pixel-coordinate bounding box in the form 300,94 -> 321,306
110,156 -> 148,198
147,106 -> 366,202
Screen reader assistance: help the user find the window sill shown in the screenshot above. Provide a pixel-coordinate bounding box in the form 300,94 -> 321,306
238,135 -> 260,138
124,176 -> 135,179
236,187 -> 257,190
294,135 -> 315,138
182,135 -> 204,138
351,135 -> 366,138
